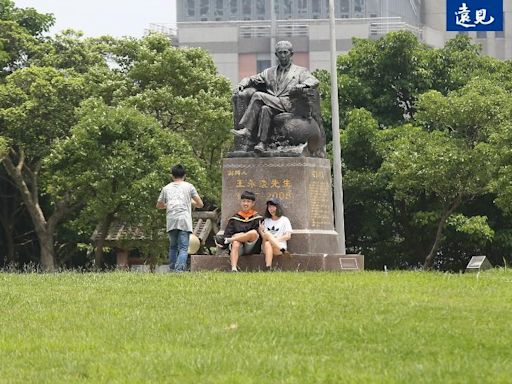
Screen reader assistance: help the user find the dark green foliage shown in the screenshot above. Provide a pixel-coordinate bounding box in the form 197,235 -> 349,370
0,0 -> 231,269
0,0 -> 54,77
327,31 -> 512,270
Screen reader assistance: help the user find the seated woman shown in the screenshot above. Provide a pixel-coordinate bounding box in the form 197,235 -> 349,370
259,198 -> 292,271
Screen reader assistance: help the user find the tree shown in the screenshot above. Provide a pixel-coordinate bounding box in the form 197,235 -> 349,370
379,79 -> 510,269
0,66 -> 87,270
380,127 -> 491,269
45,99 -> 207,267
0,2 -> 105,269
1,29 -> 233,268
1,1 -> 233,269
318,31 -> 512,270
340,109 -> 402,267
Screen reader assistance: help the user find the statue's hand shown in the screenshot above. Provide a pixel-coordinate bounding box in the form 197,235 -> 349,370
290,83 -> 308,96
235,78 -> 250,93
233,84 -> 245,94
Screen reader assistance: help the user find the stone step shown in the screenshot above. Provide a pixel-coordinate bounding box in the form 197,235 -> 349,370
191,253 -> 364,272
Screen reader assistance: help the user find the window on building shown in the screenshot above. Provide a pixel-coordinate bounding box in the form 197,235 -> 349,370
298,0 -> 307,15
283,0 -> 292,18
228,0 -> 238,19
256,0 -> 265,17
476,31 -> 487,39
200,0 -> 209,20
242,0 -> 251,18
215,0 -> 224,20
312,0 -> 321,17
187,0 -> 195,17
339,0 -> 349,15
354,0 -> 364,14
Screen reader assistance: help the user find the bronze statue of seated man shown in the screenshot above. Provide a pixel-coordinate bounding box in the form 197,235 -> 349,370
230,41 -> 325,158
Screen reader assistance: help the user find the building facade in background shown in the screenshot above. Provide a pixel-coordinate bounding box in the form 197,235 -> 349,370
177,0 -> 421,24
176,0 -> 511,84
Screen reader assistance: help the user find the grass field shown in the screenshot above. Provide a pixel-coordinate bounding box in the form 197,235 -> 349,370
1,270 -> 511,383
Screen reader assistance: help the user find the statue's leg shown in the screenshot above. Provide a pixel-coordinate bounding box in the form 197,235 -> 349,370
232,88 -> 256,129
257,106 -> 275,142
235,93 -> 265,137
254,106 -> 277,153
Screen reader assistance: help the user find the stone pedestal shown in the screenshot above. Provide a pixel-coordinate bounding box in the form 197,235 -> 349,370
220,157 -> 351,259
191,253 -> 364,272
193,156 -> 363,271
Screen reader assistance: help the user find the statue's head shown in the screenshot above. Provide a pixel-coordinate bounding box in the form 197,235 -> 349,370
275,40 -> 293,66
275,40 -> 293,53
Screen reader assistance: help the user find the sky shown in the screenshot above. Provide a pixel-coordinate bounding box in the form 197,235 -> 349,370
14,0 -> 177,38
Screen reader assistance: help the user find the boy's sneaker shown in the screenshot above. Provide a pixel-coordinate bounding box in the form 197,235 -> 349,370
230,266 -> 240,272
263,266 -> 272,272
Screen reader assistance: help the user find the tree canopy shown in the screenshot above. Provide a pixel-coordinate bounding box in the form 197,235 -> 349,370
322,31 -> 512,270
0,0 -> 231,269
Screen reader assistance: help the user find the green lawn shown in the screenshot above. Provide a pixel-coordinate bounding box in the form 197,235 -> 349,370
1,270 -> 511,383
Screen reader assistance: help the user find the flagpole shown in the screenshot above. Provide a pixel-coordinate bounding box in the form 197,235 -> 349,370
270,0 -> 276,66
328,0 -> 346,254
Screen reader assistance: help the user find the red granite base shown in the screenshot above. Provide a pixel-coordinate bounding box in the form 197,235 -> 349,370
191,253 -> 364,272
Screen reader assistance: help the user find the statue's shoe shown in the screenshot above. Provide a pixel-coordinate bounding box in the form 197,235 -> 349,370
254,143 -> 266,153
231,128 -> 250,137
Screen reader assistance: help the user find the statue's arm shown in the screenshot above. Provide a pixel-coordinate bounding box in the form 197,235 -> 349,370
236,70 -> 267,91
300,70 -> 320,88
290,70 -> 319,92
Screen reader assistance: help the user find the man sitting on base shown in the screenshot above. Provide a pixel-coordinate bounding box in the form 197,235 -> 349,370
215,191 -> 263,272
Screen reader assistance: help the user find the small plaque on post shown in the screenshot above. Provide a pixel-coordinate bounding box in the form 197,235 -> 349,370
339,257 -> 359,270
465,256 -> 493,272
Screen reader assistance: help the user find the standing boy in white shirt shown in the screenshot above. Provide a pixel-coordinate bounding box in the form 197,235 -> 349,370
156,164 -> 203,272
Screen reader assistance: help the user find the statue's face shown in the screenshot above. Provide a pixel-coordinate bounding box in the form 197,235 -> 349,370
275,47 -> 293,67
